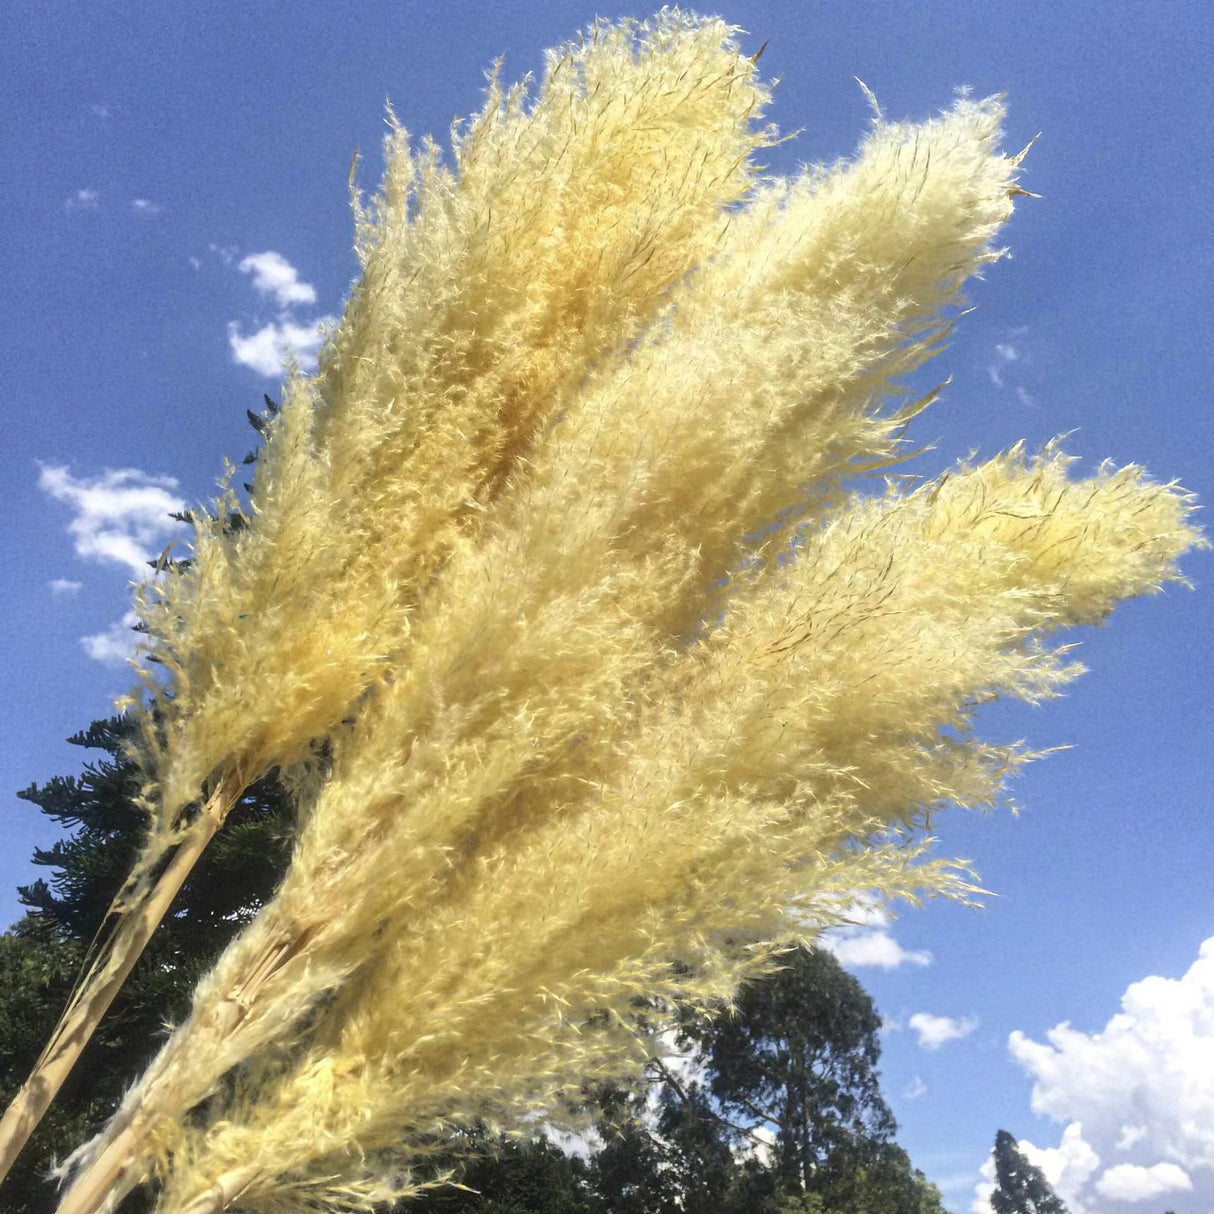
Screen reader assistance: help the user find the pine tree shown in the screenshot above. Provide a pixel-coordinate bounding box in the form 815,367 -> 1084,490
990,1130 -> 1069,1214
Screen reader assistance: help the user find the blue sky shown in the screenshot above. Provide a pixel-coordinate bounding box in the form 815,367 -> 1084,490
2,2 -> 1211,1210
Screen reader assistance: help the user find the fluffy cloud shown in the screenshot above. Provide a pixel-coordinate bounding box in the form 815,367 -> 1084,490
1023,1124 -> 1103,1208
826,930 -> 932,969
819,895 -> 932,970
981,937 -> 1214,1212
1096,1162 -> 1193,1203
39,465 -> 187,665
131,198 -> 160,215
65,188 -> 99,211
985,326 -> 1034,404
228,317 -> 333,377
908,1012 -> 977,1051
1116,1125 -> 1148,1151
238,251 -> 317,308
988,341 -> 1019,387
225,251 -> 334,377
38,464 -> 185,577
81,610 -> 142,666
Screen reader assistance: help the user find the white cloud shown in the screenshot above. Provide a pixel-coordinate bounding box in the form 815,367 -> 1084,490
987,330 -> 1032,393
228,316 -> 333,378
987,343 -> 1017,387
972,1178 -> 993,1211
1116,1125 -> 1148,1152
826,930 -> 932,970
224,251 -> 331,377
37,463 -> 186,577
81,610 -> 142,666
908,1012 -> 977,1051
903,1076 -> 927,1100
1097,1162 -> 1193,1203
238,251 -> 317,308
741,1123 -> 777,1167
39,465 -> 187,666
65,188 -> 99,211
131,198 -> 160,215
818,895 -> 932,970
993,937 -> 1214,1212
541,1124 -> 603,1161
1024,1124 -> 1102,1208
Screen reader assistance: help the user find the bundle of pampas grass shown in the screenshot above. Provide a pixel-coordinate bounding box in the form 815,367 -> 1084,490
1,11 -> 1200,1214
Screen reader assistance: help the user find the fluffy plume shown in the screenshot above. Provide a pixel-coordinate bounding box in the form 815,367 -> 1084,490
0,12 -> 780,1182
30,11 -> 1203,1214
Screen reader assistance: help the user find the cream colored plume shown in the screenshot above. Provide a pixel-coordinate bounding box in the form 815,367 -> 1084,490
0,9 -> 780,1186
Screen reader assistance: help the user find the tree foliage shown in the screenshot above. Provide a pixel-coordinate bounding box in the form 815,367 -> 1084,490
686,946 -> 894,1190
407,950 -> 945,1214
660,948 -> 944,1214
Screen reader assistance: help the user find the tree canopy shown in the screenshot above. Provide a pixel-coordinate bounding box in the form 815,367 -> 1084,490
654,947 -> 944,1214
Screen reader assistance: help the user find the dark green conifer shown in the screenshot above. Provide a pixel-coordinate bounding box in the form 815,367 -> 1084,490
990,1129 -> 1069,1214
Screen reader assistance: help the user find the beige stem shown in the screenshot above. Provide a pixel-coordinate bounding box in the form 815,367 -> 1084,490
58,1144 -> 262,1214
0,772 -> 243,1192
53,1103 -> 156,1214
175,1166 -> 264,1214
55,919 -> 325,1214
